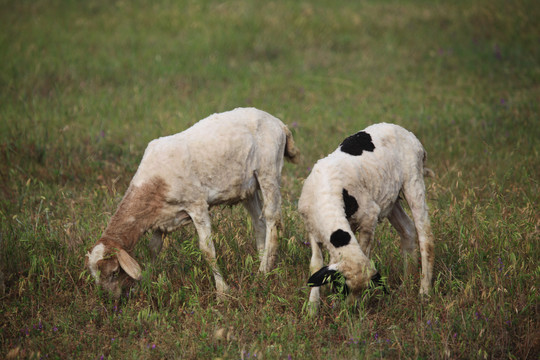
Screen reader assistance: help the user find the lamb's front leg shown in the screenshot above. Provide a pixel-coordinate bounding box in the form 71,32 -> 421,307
353,209 -> 378,258
191,209 -> 230,297
149,230 -> 164,259
308,238 -> 324,316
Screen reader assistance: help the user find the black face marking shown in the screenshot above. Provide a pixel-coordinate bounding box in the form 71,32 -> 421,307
308,266 -> 338,287
342,189 -> 359,219
330,229 -> 351,248
307,267 -> 350,295
340,131 -> 375,156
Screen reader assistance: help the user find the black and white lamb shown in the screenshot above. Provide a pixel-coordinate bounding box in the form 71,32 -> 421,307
298,123 -> 434,312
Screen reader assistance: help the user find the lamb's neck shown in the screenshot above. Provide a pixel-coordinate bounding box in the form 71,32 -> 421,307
100,177 -> 169,251
100,213 -> 147,251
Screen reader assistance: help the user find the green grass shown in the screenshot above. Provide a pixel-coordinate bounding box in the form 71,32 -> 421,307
1,0 -> 539,358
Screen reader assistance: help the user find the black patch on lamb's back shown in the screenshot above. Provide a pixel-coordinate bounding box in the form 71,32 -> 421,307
340,131 -> 375,156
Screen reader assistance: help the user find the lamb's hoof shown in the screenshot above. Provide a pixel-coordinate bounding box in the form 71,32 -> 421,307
215,284 -> 231,301
307,302 -> 319,317
258,257 -> 277,274
419,287 -> 431,300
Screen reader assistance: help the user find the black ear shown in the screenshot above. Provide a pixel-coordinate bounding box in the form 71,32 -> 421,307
369,272 -> 388,293
308,266 -> 339,287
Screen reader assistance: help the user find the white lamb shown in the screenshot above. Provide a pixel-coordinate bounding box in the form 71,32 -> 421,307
298,123 -> 434,312
86,107 -> 299,298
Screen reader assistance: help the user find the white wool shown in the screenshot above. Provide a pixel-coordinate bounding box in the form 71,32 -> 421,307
86,243 -> 105,279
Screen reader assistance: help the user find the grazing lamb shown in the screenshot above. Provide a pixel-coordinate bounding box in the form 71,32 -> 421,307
86,107 -> 300,298
298,123 -> 434,312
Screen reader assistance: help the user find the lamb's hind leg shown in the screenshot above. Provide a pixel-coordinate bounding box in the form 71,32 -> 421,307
402,177 -> 435,296
243,189 -> 267,256
256,174 -> 281,273
388,201 -> 418,281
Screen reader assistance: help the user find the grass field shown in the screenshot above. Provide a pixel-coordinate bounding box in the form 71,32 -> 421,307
1,0 -> 539,358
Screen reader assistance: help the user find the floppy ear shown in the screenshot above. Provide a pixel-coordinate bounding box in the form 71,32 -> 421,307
117,249 -> 142,280
308,266 -> 339,287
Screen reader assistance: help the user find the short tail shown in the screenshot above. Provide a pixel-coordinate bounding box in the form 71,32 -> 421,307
424,167 -> 435,178
283,125 -> 300,164
422,150 -> 435,178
